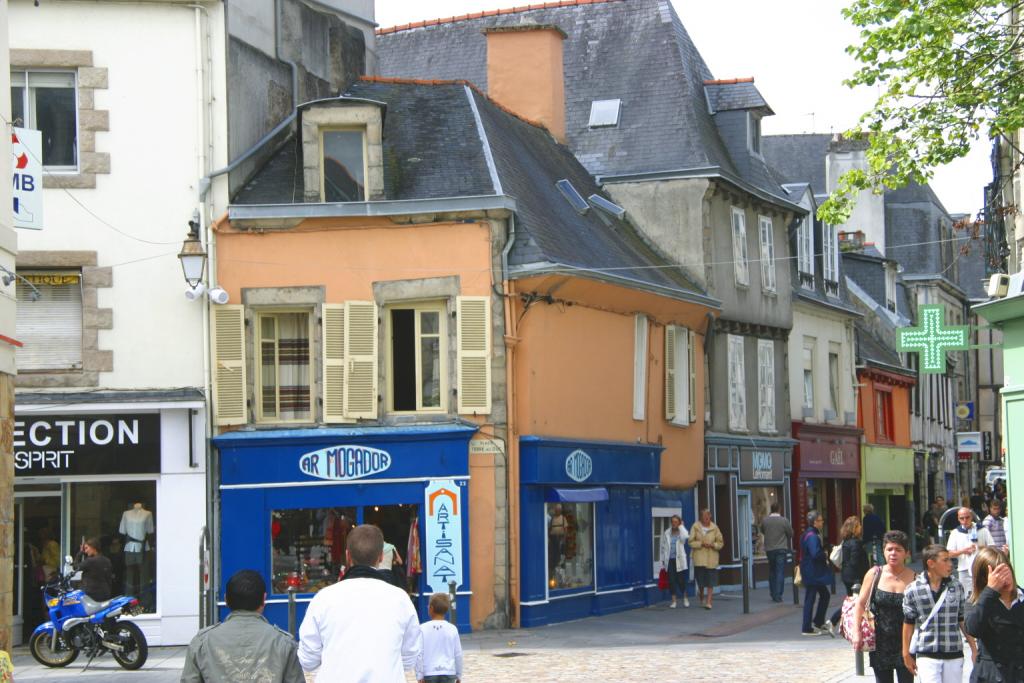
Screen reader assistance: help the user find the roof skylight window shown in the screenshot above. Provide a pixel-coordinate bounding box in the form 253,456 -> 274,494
588,99 -> 621,128
556,179 -> 589,214
588,194 -> 626,220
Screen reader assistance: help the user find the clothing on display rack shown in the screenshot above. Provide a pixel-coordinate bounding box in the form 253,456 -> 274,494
119,503 -> 154,608
407,515 -> 422,577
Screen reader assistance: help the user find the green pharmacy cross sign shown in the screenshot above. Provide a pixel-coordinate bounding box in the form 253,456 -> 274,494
898,304 -> 969,374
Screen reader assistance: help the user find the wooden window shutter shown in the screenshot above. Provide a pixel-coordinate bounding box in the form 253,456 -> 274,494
688,329 -> 698,423
677,327 -> 689,426
664,325 -> 676,421
457,296 -> 491,414
322,304 -> 346,423
343,301 -> 378,419
211,305 -> 247,426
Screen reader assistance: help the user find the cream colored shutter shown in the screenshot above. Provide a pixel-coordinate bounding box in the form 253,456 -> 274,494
677,327 -> 690,426
457,296 -> 491,414
664,325 -> 676,421
343,301 -> 377,419
212,305 -> 247,426
322,304 -> 346,423
688,329 -> 698,423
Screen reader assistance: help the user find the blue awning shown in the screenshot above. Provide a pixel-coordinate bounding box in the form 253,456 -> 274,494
545,487 -> 609,503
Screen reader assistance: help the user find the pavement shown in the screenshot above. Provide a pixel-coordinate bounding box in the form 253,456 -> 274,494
8,574 -> 974,682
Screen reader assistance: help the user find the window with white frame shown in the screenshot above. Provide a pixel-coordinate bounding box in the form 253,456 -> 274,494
257,311 -> 313,422
16,271 -> 83,371
11,70 -> 78,169
728,334 -> 747,431
885,265 -> 897,312
732,207 -> 749,286
822,223 -> 839,293
748,113 -> 762,155
757,339 -> 775,432
665,325 -> 694,426
388,303 -> 447,412
828,346 -> 841,416
797,216 -> 814,287
802,345 -> 814,410
759,215 -> 776,292
634,314 -> 648,420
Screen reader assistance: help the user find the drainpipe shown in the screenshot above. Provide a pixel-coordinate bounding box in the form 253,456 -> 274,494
499,214 -> 519,627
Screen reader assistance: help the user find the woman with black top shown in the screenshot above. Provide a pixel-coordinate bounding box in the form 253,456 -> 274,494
965,547 -> 1024,682
853,530 -> 917,683
828,515 -> 870,632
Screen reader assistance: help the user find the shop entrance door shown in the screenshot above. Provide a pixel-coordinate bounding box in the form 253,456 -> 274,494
737,491 -> 754,587
14,494 -> 62,645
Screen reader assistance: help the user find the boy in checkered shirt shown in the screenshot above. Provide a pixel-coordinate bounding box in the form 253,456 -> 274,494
902,544 -> 977,683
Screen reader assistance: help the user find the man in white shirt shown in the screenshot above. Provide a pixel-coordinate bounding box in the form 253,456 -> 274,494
298,524 -> 422,682
946,507 -> 993,599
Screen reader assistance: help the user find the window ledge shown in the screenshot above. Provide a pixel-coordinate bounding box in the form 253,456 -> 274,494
763,289 -> 777,298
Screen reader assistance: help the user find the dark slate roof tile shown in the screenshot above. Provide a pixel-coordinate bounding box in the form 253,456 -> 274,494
761,134 -> 831,196
705,80 -> 771,114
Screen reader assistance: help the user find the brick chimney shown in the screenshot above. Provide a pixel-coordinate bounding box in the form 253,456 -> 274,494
484,25 -> 566,142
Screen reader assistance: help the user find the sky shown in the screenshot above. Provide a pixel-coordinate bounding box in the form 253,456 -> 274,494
374,0 -> 992,217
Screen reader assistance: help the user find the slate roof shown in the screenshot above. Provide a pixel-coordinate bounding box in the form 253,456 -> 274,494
704,80 -> 772,114
232,79 -> 711,304
855,320 -> 906,372
955,229 -> 989,301
762,134 -> 831,196
375,0 -> 793,208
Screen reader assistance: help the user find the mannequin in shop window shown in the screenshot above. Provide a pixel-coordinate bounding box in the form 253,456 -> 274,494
119,502 -> 154,605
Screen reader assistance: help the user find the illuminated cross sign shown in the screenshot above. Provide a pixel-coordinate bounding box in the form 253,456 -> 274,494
897,304 -> 968,373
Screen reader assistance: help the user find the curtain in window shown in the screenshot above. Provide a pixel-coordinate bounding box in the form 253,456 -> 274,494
278,313 -> 310,420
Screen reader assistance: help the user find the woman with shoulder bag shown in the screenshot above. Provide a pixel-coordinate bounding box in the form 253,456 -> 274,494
852,530 -> 916,683
827,515 -> 870,633
965,547 -> 1024,682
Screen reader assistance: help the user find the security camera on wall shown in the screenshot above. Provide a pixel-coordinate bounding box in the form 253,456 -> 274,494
208,287 -> 229,305
185,283 -> 206,301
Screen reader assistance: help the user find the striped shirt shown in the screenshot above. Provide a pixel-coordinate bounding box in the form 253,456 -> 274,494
983,514 -> 1007,547
903,573 -> 966,657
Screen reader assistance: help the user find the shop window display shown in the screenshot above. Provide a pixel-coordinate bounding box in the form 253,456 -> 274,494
546,502 -> 594,592
271,507 -> 356,594
748,486 -> 782,559
68,481 -> 157,613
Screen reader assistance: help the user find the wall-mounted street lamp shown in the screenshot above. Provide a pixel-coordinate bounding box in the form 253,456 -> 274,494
178,218 -> 207,289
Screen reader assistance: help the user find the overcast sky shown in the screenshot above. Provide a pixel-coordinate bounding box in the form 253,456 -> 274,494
375,0 -> 992,217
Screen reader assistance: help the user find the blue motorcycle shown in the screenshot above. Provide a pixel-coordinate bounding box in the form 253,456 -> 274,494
29,557 -> 148,670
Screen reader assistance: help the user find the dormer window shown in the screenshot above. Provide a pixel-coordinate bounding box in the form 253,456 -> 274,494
321,129 -> 366,202
885,264 -> 897,312
748,113 -> 762,155
589,99 -> 621,128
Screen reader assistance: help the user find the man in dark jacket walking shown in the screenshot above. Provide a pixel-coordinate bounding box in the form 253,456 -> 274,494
862,503 -> 885,566
800,511 -> 832,636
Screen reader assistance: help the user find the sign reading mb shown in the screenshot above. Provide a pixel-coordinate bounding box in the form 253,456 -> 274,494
12,128 -> 43,230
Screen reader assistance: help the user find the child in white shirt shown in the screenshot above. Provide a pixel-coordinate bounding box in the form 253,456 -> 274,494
415,593 -> 463,683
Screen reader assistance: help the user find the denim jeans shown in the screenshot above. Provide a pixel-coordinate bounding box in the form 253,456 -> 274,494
802,584 -> 830,632
766,549 -> 787,601
423,676 -> 457,683
667,558 -> 688,599
866,540 -> 883,566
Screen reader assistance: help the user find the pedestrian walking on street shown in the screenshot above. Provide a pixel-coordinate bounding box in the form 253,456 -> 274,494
799,510 -> 832,636
761,503 -> 793,603
659,514 -> 691,608
923,497 -> 946,545
863,504 -> 886,566
828,515 -> 869,632
902,544 -> 977,683
181,570 -> 304,683
982,499 -> 1010,553
415,593 -> 463,683
689,509 -> 724,610
298,524 -> 422,682
948,507 -> 994,599
965,547 -> 1024,682
853,530 -> 916,683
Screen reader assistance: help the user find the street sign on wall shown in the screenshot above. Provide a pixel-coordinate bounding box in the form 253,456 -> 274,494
12,128 -> 43,230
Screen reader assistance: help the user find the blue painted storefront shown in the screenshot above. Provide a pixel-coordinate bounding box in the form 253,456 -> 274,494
213,423 -> 476,633
519,435 -> 694,627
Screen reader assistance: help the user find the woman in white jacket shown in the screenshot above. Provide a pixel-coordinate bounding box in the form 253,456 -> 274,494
660,514 -> 690,608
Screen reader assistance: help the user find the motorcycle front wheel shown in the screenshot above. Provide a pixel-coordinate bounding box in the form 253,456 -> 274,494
28,630 -> 79,668
109,620 -> 148,670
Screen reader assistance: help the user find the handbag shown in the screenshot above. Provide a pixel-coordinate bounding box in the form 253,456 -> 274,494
794,565 -> 802,586
840,565 -> 882,652
829,543 -> 843,567
658,568 -> 669,590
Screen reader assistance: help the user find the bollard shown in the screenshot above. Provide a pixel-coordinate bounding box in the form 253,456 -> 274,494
741,556 -> 750,614
855,646 -> 865,675
287,586 -> 297,638
448,581 -> 458,628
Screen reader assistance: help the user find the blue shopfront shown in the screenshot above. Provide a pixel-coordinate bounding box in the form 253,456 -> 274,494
213,423 -> 476,632
519,436 -> 690,627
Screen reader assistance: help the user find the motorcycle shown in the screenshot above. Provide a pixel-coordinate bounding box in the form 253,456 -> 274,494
29,555 -> 148,670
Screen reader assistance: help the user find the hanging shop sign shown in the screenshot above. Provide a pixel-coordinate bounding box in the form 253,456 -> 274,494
981,432 -> 994,462
424,479 -> 463,592
298,444 -> 391,481
738,448 -> 785,485
14,413 -> 161,476
12,127 -> 43,230
897,304 -> 968,373
564,449 -> 593,483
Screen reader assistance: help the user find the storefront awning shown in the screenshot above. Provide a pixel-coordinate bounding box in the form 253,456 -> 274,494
545,487 -> 609,503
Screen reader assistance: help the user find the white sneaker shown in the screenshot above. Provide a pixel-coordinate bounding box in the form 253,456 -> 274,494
670,600 -> 677,608
683,596 -> 690,608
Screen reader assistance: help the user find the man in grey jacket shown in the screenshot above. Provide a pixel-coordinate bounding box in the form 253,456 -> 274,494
181,569 -> 304,683
761,503 -> 793,603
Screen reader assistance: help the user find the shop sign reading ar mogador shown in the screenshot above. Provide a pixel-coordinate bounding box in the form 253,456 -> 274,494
299,445 -> 392,481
